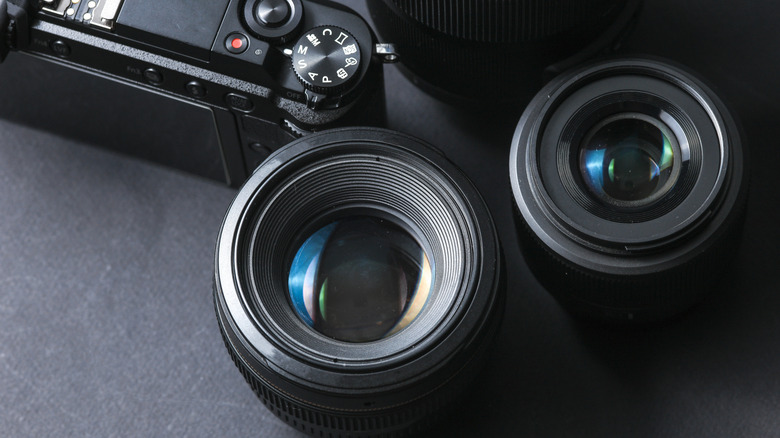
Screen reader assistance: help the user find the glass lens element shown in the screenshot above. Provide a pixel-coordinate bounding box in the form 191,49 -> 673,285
580,116 -> 676,206
288,217 -> 433,343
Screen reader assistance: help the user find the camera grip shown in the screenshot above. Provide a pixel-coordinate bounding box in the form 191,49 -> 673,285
0,0 -> 7,62
1,0 -> 34,61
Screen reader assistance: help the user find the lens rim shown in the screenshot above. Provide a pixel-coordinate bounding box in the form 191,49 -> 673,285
241,147 -> 473,365
536,72 -> 725,242
510,58 -> 745,274
216,128 -> 501,400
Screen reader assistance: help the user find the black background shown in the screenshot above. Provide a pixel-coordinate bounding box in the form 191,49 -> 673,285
1,0 -> 779,436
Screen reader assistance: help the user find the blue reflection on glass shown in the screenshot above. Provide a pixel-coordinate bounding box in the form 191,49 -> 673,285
583,148 -> 607,195
288,222 -> 337,327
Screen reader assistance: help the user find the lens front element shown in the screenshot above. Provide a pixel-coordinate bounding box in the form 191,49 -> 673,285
289,216 -> 433,343
580,114 -> 677,208
510,59 -> 747,321
215,128 -> 502,436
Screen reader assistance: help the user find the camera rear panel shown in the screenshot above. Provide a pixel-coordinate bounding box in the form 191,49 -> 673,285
0,53 -> 228,181
15,0 -> 381,185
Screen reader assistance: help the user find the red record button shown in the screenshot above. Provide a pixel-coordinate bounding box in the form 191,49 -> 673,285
225,33 -> 249,54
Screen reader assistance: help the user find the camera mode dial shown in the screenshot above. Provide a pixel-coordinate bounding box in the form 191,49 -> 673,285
292,26 -> 362,98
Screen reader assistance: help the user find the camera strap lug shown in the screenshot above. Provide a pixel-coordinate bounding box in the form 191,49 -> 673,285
304,89 -> 327,110
1,0 -> 33,62
374,43 -> 399,63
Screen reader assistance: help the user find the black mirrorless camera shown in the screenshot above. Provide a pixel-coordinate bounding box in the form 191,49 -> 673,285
0,1 -> 749,437
0,0 -> 392,185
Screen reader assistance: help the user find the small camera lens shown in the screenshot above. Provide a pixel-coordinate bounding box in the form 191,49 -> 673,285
288,216 -> 433,343
215,128 -> 503,436
579,114 -> 678,208
510,58 -> 748,321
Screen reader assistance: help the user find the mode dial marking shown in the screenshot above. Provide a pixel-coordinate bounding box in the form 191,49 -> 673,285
292,26 -> 362,96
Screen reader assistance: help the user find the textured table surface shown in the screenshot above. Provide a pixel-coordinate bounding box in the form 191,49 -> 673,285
1,1 -> 780,437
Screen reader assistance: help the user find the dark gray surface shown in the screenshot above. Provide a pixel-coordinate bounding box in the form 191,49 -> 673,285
0,120 -> 295,437
2,0 -> 780,437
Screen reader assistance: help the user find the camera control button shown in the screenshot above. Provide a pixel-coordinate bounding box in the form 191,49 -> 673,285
50,40 -> 71,58
304,89 -> 327,110
143,68 -> 164,86
226,93 -> 254,112
186,81 -> 207,99
243,0 -> 303,42
225,33 -> 249,55
256,0 -> 290,27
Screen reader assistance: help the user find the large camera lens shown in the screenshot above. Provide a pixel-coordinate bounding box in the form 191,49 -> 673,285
367,0 -> 641,104
214,128 -> 503,436
509,58 -> 747,321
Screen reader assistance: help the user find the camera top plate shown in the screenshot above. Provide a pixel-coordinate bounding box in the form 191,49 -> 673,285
116,0 -> 230,60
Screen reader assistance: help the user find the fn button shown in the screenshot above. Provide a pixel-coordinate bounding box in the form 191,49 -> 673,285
50,40 -> 71,58
143,68 -> 164,86
226,93 -> 254,112
186,81 -> 207,99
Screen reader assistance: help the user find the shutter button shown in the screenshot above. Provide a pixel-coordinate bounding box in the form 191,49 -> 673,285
256,0 -> 291,27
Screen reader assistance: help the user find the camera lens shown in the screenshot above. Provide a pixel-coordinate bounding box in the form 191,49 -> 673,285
215,128 -> 502,436
288,216 -> 433,343
509,58 -> 747,321
579,114 -> 678,208
366,0 -> 641,104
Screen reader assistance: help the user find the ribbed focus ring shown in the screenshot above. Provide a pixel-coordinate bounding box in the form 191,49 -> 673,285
244,152 -> 470,361
367,0 -> 640,104
388,0 -> 628,43
215,289 -> 501,438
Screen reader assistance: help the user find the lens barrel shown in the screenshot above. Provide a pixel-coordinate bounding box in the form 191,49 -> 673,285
214,128 -> 503,436
367,0 -> 641,105
509,58 -> 747,322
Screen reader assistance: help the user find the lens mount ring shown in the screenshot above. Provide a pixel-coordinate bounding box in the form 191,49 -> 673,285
215,128 -> 502,431
510,58 -> 747,320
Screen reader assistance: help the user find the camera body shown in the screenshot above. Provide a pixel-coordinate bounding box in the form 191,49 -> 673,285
0,0 -> 385,185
